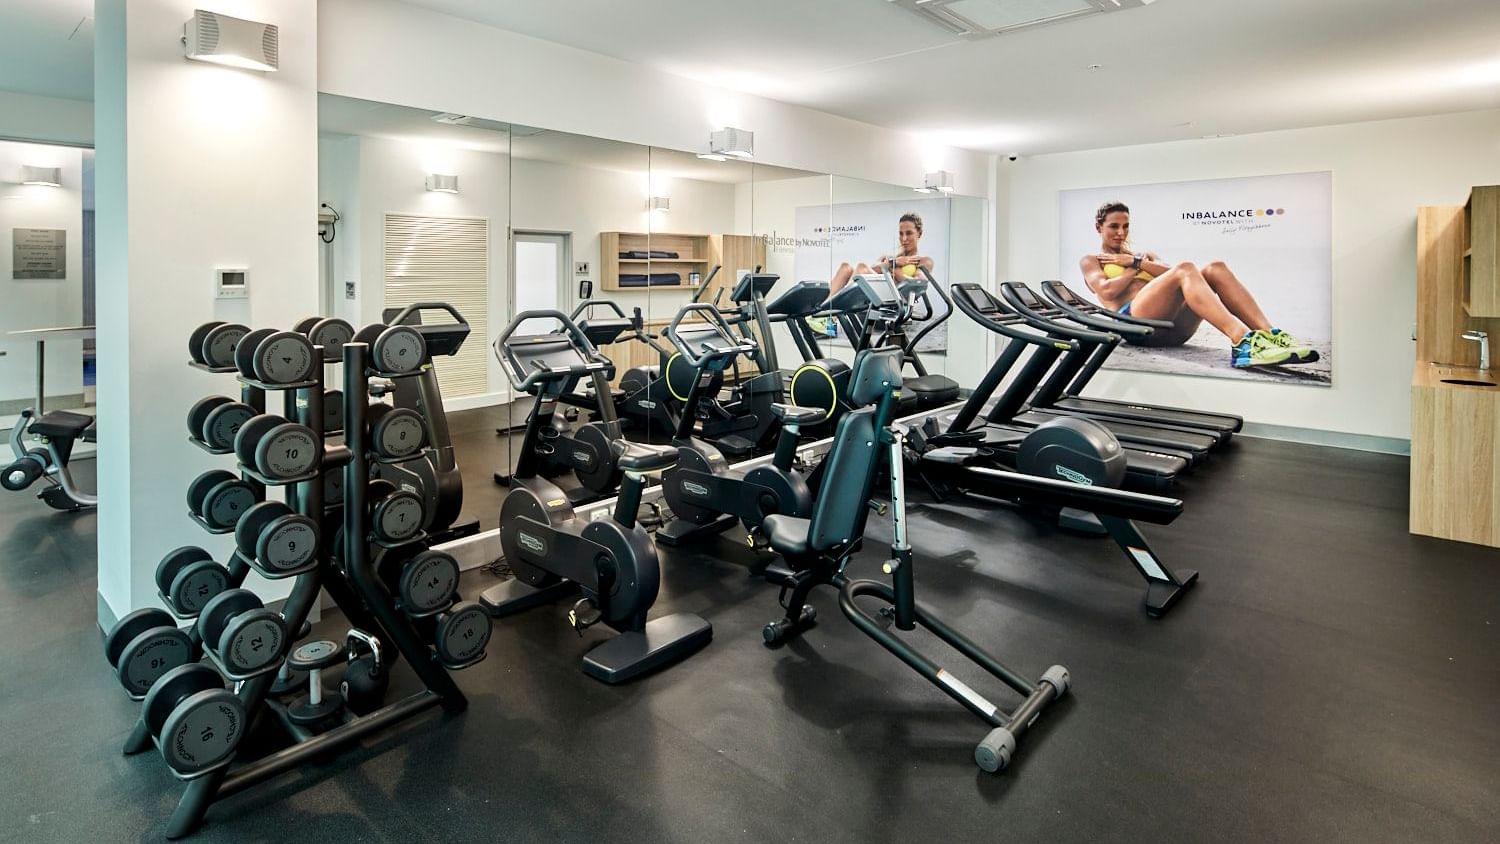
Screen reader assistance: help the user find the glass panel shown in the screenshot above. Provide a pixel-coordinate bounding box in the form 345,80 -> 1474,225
946,193 -> 992,394
316,94 -> 511,530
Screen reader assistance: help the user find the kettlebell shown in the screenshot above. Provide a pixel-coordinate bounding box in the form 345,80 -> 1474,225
339,628 -> 389,715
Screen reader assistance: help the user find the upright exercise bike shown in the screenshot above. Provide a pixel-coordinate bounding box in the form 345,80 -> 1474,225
481,310 -> 712,683
656,303 -> 820,547
758,346 -> 1070,773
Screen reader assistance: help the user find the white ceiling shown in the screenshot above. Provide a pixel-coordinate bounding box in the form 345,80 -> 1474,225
0,0 -> 93,102
317,95 -> 819,183
398,0 -> 1500,154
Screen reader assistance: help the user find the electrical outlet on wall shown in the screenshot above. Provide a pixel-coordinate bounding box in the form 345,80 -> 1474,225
575,261 -> 589,275
345,280 -> 356,300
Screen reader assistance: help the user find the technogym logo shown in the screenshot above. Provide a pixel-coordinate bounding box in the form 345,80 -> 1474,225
517,531 -> 546,555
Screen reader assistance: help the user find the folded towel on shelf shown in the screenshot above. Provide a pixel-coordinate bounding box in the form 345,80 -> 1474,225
617,273 -> 684,287
619,250 -> 681,259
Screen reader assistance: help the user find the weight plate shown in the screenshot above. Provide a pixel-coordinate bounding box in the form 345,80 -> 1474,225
159,689 -> 246,775
435,602 -> 490,666
253,331 -> 316,385
371,407 -> 426,459
218,609 -> 287,675
196,588 -> 263,649
187,322 -> 224,365
233,414 -> 285,468
255,514 -> 318,574
373,490 -> 424,542
308,318 -> 354,362
117,626 -> 194,697
186,470 -> 237,518
155,546 -> 215,595
104,607 -> 177,668
187,396 -> 232,441
143,663 -> 222,740
253,423 -> 320,479
234,328 -> 277,379
201,480 -> 256,530
372,326 -> 425,374
399,551 -> 459,614
202,323 -> 250,369
202,402 -> 256,451
168,559 -> 230,616
323,390 -> 344,433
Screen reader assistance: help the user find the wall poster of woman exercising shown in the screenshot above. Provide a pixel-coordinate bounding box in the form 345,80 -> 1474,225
1059,171 -> 1332,386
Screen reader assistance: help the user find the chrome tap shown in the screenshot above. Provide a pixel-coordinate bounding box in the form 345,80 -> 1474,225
1462,329 -> 1489,371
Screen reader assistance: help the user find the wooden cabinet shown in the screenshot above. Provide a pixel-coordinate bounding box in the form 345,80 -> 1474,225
1463,186 -> 1500,317
599,232 -> 713,293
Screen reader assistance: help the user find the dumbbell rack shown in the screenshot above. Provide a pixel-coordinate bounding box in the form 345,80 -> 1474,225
148,341 -> 469,839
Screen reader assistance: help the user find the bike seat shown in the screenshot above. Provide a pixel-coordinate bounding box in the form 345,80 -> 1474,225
611,440 -> 677,473
30,410 -> 95,441
770,403 -> 823,426
761,514 -> 812,557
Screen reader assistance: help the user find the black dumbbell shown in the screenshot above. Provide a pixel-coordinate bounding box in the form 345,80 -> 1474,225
196,589 -> 289,679
234,500 -> 319,577
367,402 -> 427,460
154,546 -> 231,617
186,396 -> 256,451
285,640 -> 347,728
102,608 -> 194,698
189,321 -> 250,369
323,389 -> 344,434
323,468 -> 344,508
397,549 -> 460,617
234,414 -> 321,480
431,601 -> 491,669
353,323 -> 426,374
186,469 -> 258,530
142,663 -> 246,777
232,328 -> 277,378
295,316 -> 356,363
270,619 -> 316,697
367,479 -> 426,544
255,330 -> 319,385
339,629 -> 389,716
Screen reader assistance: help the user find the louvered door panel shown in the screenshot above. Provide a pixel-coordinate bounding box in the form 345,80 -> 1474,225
384,214 -> 490,398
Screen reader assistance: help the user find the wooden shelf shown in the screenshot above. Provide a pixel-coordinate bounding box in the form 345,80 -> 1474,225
616,258 -> 711,264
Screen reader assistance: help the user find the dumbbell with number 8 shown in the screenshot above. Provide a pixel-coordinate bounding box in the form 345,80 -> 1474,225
367,402 -> 427,461
234,500 -> 320,578
196,588 -> 290,679
367,479 -> 426,544
235,414 -> 321,480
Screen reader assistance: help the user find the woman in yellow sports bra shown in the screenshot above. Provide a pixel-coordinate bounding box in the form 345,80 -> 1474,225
1079,201 -> 1317,369
829,212 -> 934,296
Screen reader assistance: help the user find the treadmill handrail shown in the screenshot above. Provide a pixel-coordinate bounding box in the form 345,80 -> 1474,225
1030,281 -> 1156,339
951,283 -> 1079,351
997,282 -> 1118,345
903,267 -> 954,356
1039,280 -> 1175,330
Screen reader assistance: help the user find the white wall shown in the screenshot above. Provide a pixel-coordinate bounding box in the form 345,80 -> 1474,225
0,141 -> 85,408
317,0 -> 988,197
1006,109 -> 1500,441
0,91 -> 93,147
95,0 -> 319,620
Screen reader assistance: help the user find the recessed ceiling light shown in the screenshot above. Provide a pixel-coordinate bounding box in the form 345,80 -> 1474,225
1087,64 -> 1103,70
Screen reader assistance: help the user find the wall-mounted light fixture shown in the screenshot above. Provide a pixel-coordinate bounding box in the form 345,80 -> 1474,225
697,127 -> 754,161
648,196 -> 671,212
21,166 -> 62,187
914,170 -> 954,194
425,174 -> 459,194
183,9 -> 280,72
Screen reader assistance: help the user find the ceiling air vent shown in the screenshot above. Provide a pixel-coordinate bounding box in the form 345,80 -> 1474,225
887,0 -> 1157,37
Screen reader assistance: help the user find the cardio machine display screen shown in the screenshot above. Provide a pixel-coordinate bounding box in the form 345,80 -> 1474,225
859,275 -> 900,306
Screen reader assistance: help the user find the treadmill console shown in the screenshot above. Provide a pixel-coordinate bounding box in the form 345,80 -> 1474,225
956,285 -> 998,315
854,273 -> 902,309
730,272 -> 780,303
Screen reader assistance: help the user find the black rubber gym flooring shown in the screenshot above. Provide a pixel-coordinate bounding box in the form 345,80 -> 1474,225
2,411 -> 1498,842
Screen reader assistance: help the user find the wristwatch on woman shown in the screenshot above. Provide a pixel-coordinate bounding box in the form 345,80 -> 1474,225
1130,254 -> 1143,270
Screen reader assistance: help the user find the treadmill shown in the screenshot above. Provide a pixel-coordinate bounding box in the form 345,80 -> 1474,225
993,283 -> 1221,459
1035,280 -> 1243,436
943,283 -> 1188,491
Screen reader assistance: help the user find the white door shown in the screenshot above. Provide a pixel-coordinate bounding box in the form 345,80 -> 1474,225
513,232 -> 570,317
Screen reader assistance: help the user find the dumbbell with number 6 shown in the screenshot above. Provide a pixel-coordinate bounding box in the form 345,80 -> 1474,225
235,414 -> 321,481
186,469 -> 258,531
141,663 -> 246,778
233,500 -> 320,577
196,589 -> 290,679
353,322 -> 427,374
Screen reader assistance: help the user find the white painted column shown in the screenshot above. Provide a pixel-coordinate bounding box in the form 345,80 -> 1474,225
94,0 -> 319,624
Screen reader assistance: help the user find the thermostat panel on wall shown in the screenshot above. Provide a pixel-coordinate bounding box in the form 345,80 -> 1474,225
216,268 -> 248,299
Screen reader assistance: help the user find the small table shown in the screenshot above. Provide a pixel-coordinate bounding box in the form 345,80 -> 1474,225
6,325 -> 96,417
